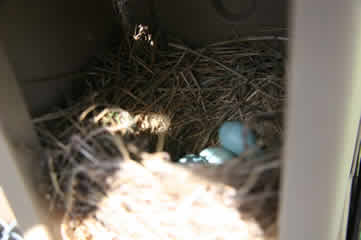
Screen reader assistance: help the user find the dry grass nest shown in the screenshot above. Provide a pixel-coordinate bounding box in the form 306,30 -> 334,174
34,27 -> 286,240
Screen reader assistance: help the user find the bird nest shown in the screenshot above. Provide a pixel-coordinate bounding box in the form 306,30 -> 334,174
34,26 -> 286,240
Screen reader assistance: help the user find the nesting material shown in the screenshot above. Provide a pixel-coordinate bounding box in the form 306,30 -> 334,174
40,129 -> 280,240
35,28 -> 286,240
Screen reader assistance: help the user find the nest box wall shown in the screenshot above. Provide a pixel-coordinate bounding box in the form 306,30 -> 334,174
126,0 -> 288,46
0,0 -> 115,117
0,0 -> 287,116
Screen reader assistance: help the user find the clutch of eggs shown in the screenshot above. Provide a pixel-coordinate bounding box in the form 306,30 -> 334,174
199,147 -> 236,165
179,147 -> 236,165
178,121 -> 257,165
179,154 -> 207,164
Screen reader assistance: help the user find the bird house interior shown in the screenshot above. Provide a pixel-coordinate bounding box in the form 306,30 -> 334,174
0,1 -> 360,240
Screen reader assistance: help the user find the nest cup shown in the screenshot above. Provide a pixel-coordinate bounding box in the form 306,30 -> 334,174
34,24 -> 286,240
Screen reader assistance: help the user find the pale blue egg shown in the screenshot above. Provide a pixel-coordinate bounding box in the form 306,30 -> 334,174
218,121 -> 256,155
199,147 -> 236,165
178,154 -> 207,164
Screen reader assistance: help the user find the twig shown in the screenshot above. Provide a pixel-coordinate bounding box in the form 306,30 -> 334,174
169,43 -> 248,81
47,153 -> 64,198
94,108 -> 110,123
32,111 -> 70,123
131,55 -> 154,75
110,135 -> 131,161
79,104 -> 97,121
156,132 -> 166,152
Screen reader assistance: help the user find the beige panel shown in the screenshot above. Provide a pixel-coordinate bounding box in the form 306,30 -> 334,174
280,0 -> 361,240
0,44 -> 57,239
0,187 -> 16,224
0,0 -> 115,116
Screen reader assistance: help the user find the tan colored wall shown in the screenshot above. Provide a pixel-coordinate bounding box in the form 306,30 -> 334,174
280,0 -> 361,239
0,44 -> 59,239
0,0 -> 115,116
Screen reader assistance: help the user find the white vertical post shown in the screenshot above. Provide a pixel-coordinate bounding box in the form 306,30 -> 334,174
280,1 -> 361,240
0,44 -> 55,240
